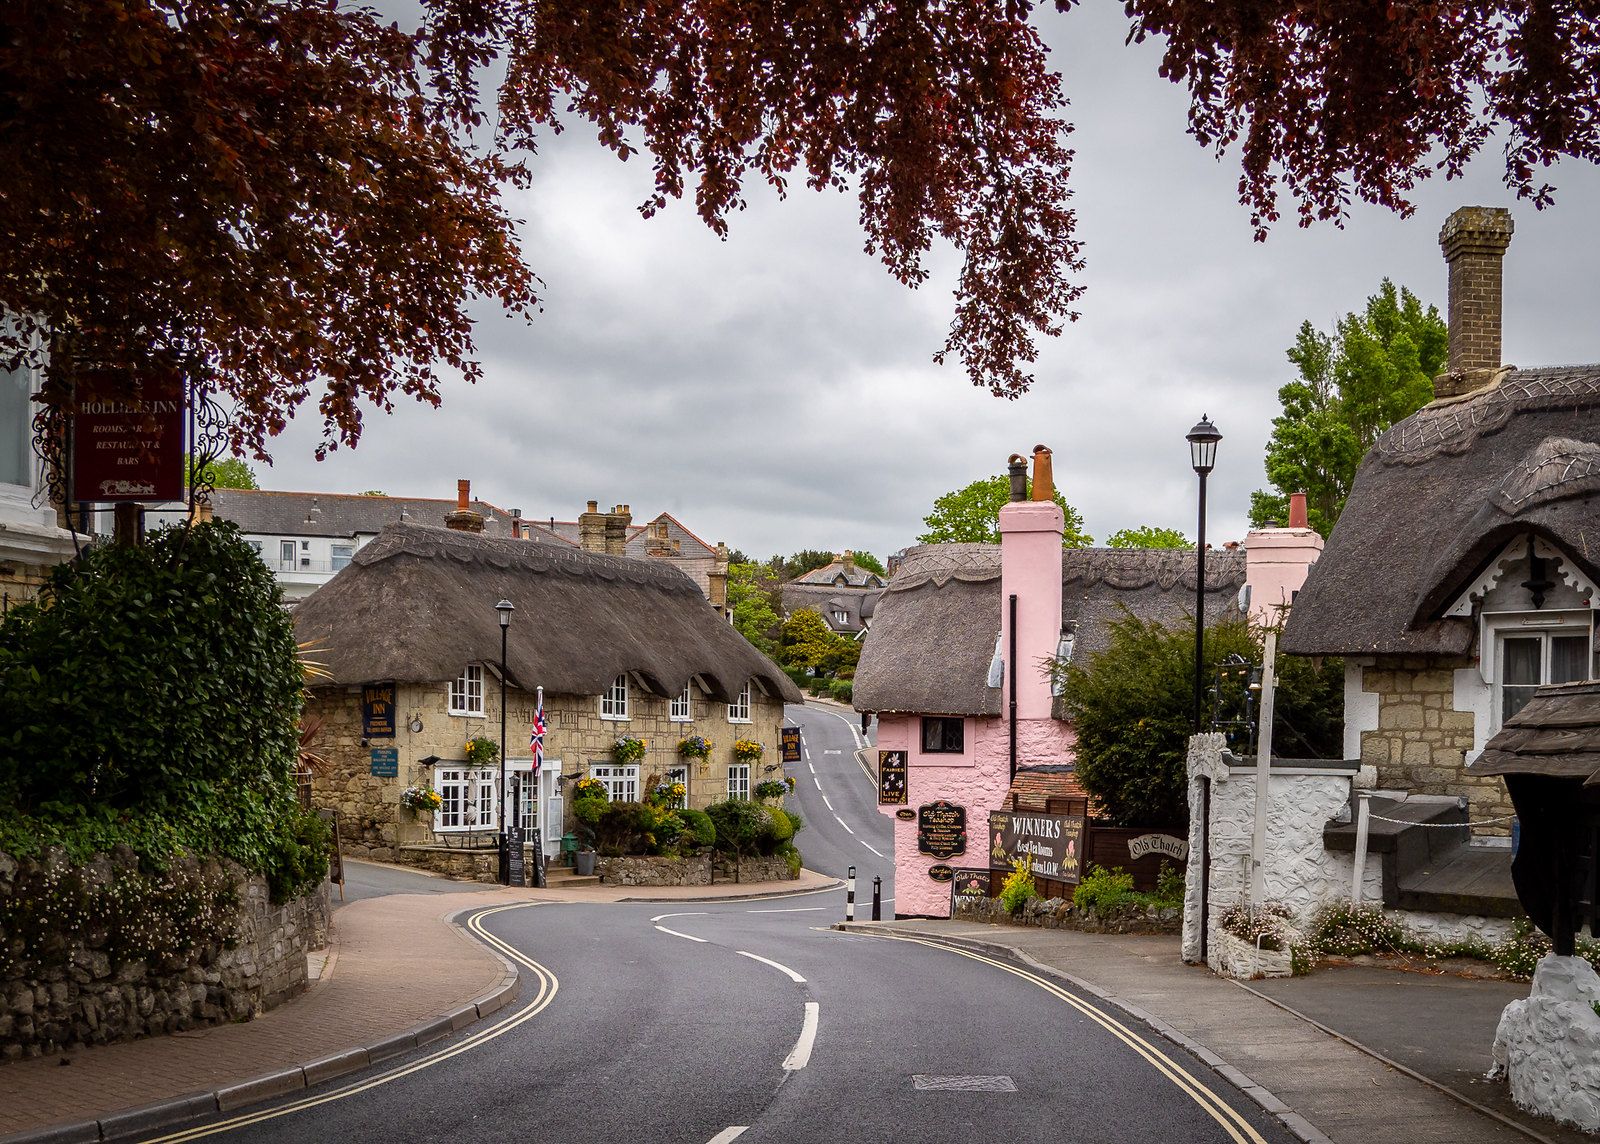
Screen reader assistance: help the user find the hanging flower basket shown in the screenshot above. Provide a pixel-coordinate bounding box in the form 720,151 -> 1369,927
401,785 -> 442,812
733,738 -> 764,763
613,736 -> 647,765
677,735 -> 713,760
465,736 -> 498,767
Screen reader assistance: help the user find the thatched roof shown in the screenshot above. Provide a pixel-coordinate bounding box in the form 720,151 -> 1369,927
210,488 -> 518,539
853,543 -> 1245,716
293,522 -> 801,703
1472,680 -> 1600,783
1285,366 -> 1600,657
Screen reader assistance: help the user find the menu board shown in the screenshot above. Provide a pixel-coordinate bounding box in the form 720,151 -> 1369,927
917,800 -> 967,859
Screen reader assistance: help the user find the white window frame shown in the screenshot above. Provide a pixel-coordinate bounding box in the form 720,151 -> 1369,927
279,540 -> 295,570
664,765 -> 690,809
727,681 -> 752,723
330,542 -> 354,571
0,353 -> 34,494
589,764 -> 639,803
601,674 -> 630,721
727,763 -> 751,801
670,683 -> 693,722
448,664 -> 485,716
434,767 -> 497,832
1490,613 -> 1594,730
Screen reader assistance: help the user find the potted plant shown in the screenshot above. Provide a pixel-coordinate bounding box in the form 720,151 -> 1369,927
400,784 -> 442,814
465,736 -> 498,767
733,738 -> 764,764
678,734 -> 713,775
613,735 -> 646,765
570,775 -> 609,874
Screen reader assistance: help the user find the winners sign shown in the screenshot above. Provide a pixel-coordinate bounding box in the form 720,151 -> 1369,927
987,809 -> 1085,884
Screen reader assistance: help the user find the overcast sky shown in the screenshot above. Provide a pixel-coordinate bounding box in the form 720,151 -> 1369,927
258,4 -> 1600,562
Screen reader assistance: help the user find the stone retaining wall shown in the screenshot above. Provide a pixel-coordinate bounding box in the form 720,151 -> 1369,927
953,895 -> 1181,935
0,849 -> 329,1061
593,852 -> 799,887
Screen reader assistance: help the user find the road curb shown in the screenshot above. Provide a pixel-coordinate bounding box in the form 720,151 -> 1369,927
2,915 -> 523,1144
615,876 -> 844,904
835,921 -> 1334,1144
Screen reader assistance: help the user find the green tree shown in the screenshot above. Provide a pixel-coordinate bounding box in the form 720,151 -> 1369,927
780,608 -> 860,677
1055,616 -> 1342,827
850,551 -> 888,578
727,562 -> 782,657
779,550 -> 838,581
185,454 -> 259,490
1106,526 -> 1189,549
1250,280 -> 1446,536
919,475 -> 1091,548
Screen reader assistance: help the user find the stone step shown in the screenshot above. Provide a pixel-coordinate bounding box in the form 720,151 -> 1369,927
542,870 -> 602,888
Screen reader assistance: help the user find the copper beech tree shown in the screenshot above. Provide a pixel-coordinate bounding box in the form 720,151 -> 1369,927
5,0 -> 1600,457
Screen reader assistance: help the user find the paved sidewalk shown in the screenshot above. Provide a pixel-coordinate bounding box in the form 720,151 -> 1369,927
2,865 -> 835,1143
840,918 -> 1560,1144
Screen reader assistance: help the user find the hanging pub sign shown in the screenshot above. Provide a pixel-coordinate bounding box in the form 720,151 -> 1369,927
781,727 -> 802,764
917,800 -> 967,859
369,748 -> 399,778
362,681 -> 397,738
988,809 -> 1085,883
71,375 -> 186,502
878,750 -> 908,805
950,868 -> 991,905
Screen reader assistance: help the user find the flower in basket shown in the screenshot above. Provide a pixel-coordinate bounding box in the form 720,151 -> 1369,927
650,780 -> 687,806
401,784 -> 443,812
464,736 -> 499,767
732,738 -> 764,763
784,774 -> 796,793
753,779 -> 787,801
613,735 -> 647,764
677,734 -> 713,760
571,775 -> 609,801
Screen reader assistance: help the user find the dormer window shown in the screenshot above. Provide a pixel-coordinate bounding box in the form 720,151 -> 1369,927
449,665 -> 484,715
601,674 -> 629,720
670,682 -> 693,721
727,682 -> 751,723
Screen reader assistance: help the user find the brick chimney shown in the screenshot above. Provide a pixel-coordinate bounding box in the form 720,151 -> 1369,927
604,504 -> 631,555
708,541 -> 730,615
1435,206 -> 1514,399
999,446 -> 1065,721
841,549 -> 855,573
445,478 -> 485,533
578,500 -> 605,551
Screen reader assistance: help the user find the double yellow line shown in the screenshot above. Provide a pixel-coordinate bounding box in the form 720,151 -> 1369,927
871,933 -> 1270,1144
144,902 -> 556,1142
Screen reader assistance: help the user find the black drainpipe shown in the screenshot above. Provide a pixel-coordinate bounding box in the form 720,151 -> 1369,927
1008,592 -> 1018,785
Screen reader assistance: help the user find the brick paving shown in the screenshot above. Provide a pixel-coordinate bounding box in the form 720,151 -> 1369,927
0,867 -> 836,1141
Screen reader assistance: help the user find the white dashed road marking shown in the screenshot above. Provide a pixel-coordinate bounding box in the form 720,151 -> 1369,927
737,950 -> 806,983
654,925 -> 708,943
784,1002 -> 821,1070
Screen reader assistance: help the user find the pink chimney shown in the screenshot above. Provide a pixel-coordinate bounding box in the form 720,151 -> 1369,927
999,445 -> 1066,720
1243,490 -> 1323,624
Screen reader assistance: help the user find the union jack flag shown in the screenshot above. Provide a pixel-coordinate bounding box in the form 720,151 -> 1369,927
530,687 -> 546,777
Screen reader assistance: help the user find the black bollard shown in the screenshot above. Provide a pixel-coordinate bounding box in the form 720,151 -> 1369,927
846,865 -> 856,922
872,875 -> 882,921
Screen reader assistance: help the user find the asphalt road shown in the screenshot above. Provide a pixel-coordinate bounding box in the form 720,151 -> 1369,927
782,703 -> 894,904
145,704 -> 1290,1144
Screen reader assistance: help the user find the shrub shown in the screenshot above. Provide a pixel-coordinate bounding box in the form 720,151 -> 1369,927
1072,864 -> 1136,915
1219,902 -> 1295,952
593,802 -> 653,855
267,809 -> 333,901
784,667 -> 810,690
777,842 -> 802,878
1150,861 -> 1186,909
0,521 -> 321,901
677,808 -> 716,853
706,799 -> 767,857
828,679 -> 853,703
762,807 -> 795,846
998,855 -> 1038,914
783,809 -> 805,836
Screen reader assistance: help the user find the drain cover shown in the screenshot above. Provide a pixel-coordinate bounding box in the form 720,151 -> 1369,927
912,1075 -> 1017,1092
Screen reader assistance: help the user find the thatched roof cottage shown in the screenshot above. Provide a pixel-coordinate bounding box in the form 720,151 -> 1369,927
294,520 -> 801,880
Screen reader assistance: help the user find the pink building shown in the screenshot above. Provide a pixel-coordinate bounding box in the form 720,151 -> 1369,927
855,449 -> 1318,917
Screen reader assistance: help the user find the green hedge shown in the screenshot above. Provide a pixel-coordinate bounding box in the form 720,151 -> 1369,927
0,521 -> 326,900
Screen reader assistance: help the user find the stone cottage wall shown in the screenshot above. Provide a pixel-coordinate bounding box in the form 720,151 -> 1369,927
1356,656 -> 1513,832
0,849 -> 328,1061
309,679 -> 790,875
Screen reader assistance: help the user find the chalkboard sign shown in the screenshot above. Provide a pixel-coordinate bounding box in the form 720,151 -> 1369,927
878,750 -> 908,805
369,748 -> 398,778
781,727 -> 802,764
361,681 -> 397,738
950,867 -> 990,904
530,828 -> 545,889
917,800 -> 967,859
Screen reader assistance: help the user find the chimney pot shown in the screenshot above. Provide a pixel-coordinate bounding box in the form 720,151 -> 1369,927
1436,206 -> 1513,398
1030,445 -> 1055,503
1007,455 -> 1028,502
586,500 -> 598,513
456,479 -> 470,510
1288,491 -> 1309,530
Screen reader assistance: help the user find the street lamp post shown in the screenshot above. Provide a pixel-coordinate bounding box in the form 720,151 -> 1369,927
1186,416 -> 1222,732
495,598 -> 515,886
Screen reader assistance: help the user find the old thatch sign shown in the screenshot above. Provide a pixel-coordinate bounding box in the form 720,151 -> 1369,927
988,809 -> 1084,883
781,727 -> 802,764
361,681 -> 397,738
878,750 -> 908,805
1127,833 -> 1188,863
917,800 -> 967,859
950,868 -> 989,904
71,377 -> 185,502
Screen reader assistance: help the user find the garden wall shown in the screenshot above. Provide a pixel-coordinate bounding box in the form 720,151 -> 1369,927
594,853 -> 799,886
954,895 -> 1181,935
0,848 -> 329,1061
